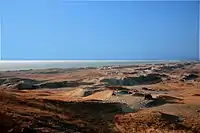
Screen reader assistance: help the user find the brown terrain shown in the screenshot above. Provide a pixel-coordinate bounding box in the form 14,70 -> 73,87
0,61 -> 200,133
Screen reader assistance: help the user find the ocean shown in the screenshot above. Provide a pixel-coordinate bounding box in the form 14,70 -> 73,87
0,60 -> 179,71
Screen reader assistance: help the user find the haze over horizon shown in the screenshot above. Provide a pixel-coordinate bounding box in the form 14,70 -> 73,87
1,1 -> 199,60
0,60 -> 180,71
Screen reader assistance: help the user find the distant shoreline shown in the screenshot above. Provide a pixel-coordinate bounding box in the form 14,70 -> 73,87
0,60 -> 190,71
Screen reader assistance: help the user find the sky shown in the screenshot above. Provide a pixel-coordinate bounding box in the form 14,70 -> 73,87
199,1 -> 200,59
1,0 -> 199,60
0,20 -> 1,60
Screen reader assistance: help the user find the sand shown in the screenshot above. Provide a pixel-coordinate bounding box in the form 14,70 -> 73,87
1,61 -> 200,133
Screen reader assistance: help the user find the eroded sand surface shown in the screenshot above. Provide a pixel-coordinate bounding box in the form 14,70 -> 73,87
1,61 -> 200,133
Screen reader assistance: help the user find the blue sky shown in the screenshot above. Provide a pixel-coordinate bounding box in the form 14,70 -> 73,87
0,20 -> 1,60
1,0 -> 199,60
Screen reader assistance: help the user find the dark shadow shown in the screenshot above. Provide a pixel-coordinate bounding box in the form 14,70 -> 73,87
0,77 -> 44,85
157,95 -> 183,101
0,90 -> 137,133
0,77 -> 95,90
106,86 -> 129,91
144,98 -> 184,108
123,72 -> 137,74
181,73 -> 198,81
132,93 -> 145,97
39,81 -> 94,89
101,74 -> 163,86
16,99 -> 135,133
192,94 -> 200,96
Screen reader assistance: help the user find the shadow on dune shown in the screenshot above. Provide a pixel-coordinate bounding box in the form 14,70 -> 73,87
101,74 -> 163,86
0,77 -> 44,85
0,77 -> 94,90
115,110 -> 200,133
0,91 -> 135,133
144,96 -> 184,108
39,81 -> 94,89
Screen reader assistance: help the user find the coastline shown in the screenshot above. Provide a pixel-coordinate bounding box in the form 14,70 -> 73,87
0,60 -> 180,71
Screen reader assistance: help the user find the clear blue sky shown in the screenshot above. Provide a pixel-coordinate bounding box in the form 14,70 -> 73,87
1,0 -> 199,60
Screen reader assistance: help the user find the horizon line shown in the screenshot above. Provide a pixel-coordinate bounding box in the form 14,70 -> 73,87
0,60 -> 179,63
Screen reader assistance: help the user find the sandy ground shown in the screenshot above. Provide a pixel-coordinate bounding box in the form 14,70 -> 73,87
1,61 -> 200,133
83,90 -> 113,101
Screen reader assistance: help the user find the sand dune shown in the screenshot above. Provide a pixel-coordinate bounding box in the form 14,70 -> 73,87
1,61 -> 200,133
57,88 -> 85,97
83,90 -> 113,101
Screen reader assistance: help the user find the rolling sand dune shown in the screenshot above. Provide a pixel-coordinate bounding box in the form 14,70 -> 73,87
1,61 -> 200,133
61,88 -> 85,97
83,90 -> 113,101
34,88 -> 86,101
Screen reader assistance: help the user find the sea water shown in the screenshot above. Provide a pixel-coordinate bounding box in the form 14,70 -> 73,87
0,60 -> 178,71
